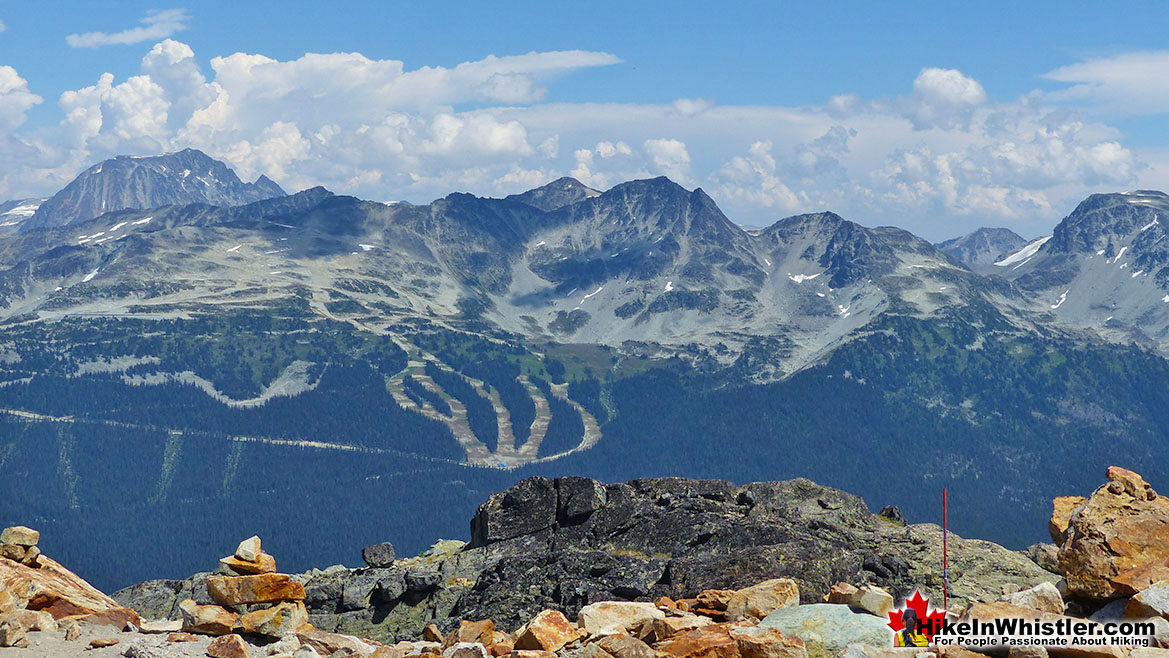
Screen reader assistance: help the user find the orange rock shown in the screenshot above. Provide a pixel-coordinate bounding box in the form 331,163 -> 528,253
511,651 -> 558,658
658,627 -> 742,658
729,626 -> 808,658
1057,467 -> 1169,599
0,609 -> 56,631
239,600 -> 309,638
725,579 -> 800,622
219,553 -> 277,575
1112,559 -> 1169,596
178,599 -> 238,636
1050,496 -> 1088,545
52,604 -> 141,630
696,590 -> 736,612
207,573 -> 306,605
657,596 -> 678,609
89,637 -> 120,648
167,632 -> 199,642
208,633 -> 251,658
445,619 -> 496,649
424,624 -> 445,642
514,610 -> 582,652
594,633 -> 656,658
0,554 -> 134,622
651,615 -> 710,642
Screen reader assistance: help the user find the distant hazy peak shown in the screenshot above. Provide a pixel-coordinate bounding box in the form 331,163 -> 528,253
935,227 -> 1028,267
23,149 -> 286,231
506,177 -> 600,212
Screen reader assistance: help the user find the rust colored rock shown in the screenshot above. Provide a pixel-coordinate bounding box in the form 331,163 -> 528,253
696,590 -> 736,612
424,624 -> 446,643
1057,467 -> 1169,599
54,605 -> 141,630
178,598 -> 238,636
651,615 -> 710,642
444,620 -> 495,650
0,553 -> 132,622
219,553 -> 277,575
514,610 -> 582,652
594,633 -> 656,658
207,573 -> 305,605
240,600 -> 309,638
657,596 -> 678,609
729,626 -> 808,658
89,637 -> 121,648
511,652 -> 558,658
658,627 -> 742,658
1050,497 -> 1087,545
167,631 -> 199,642
208,633 -> 251,658
1112,559 -> 1169,596
726,579 -> 800,622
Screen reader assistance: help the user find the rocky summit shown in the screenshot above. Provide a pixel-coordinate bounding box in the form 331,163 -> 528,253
115,475 -> 1054,642
4,468 -> 1169,657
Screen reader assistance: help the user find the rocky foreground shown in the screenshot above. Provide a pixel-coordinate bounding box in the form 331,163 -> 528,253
1,468 -> 1168,658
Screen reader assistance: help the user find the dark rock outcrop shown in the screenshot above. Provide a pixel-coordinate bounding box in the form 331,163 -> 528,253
116,476 -> 1054,642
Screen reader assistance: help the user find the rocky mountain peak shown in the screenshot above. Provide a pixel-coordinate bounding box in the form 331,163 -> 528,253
935,227 -> 1028,268
23,149 -> 287,232
506,177 -> 600,212
1046,190 -> 1169,256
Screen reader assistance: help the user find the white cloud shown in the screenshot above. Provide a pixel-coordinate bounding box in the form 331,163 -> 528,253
0,42 -> 1156,240
905,67 -> 987,128
1043,51 -> 1169,116
644,138 -> 692,184
66,9 -> 191,48
0,18 -> 7,33
0,66 -> 43,130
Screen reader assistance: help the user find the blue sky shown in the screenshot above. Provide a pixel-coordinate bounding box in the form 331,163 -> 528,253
2,1 -> 1168,239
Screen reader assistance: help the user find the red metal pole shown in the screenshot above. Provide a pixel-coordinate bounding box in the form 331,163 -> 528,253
943,488 -> 950,611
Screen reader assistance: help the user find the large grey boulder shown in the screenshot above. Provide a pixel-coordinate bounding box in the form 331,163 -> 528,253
760,604 -> 892,658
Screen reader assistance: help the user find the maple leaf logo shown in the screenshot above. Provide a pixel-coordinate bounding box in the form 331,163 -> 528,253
887,590 -> 948,641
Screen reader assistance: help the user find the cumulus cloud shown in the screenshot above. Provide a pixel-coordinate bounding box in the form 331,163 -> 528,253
644,138 -> 692,184
905,67 -> 988,128
0,41 -> 1155,239
66,9 -> 191,48
0,18 -> 7,33
1043,51 -> 1169,116
0,66 -> 43,130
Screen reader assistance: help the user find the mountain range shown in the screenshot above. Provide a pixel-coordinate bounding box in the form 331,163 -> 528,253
2,150 -> 1167,592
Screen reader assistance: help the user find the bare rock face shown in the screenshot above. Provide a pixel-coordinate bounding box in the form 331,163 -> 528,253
1057,467 -> 1169,599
